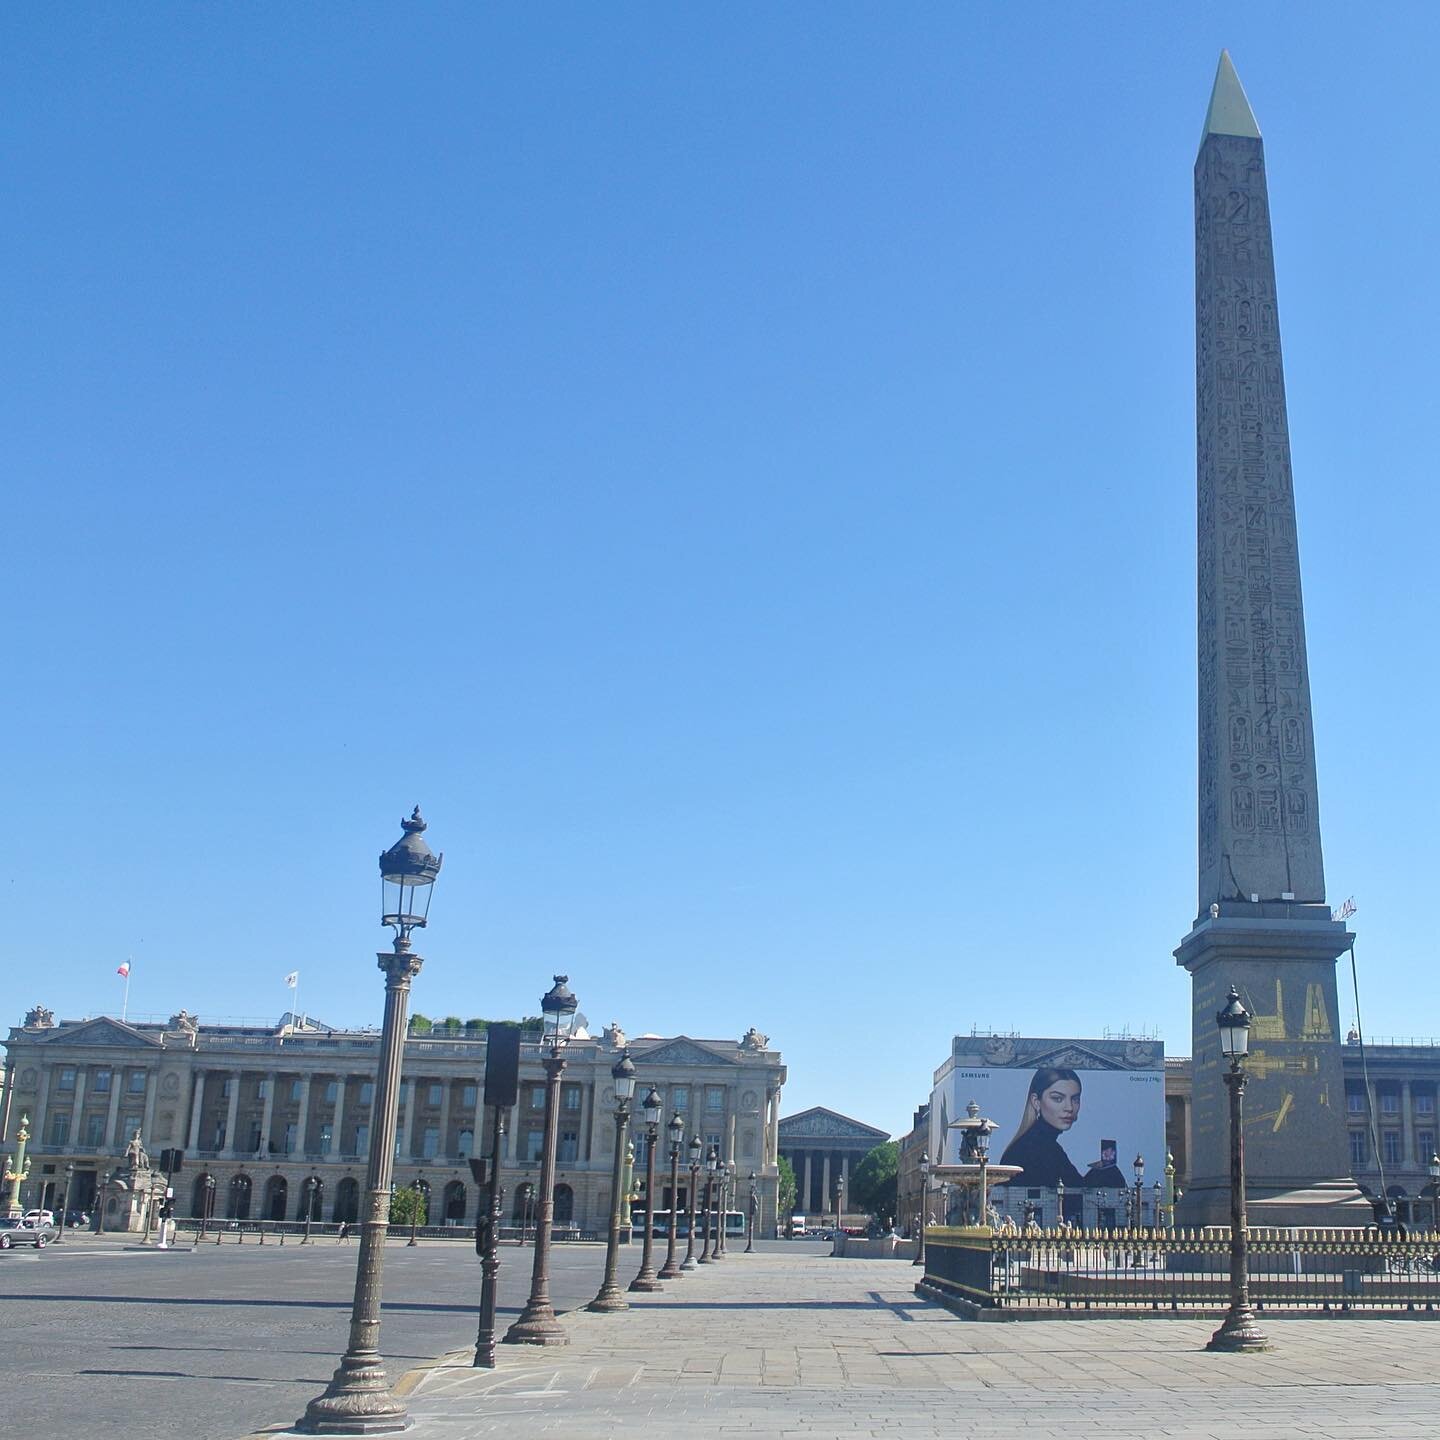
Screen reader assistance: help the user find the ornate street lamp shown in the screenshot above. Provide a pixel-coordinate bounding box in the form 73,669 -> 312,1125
973,1113 -> 994,1224
504,975 -> 579,1346
199,1173 -> 215,1241
55,1163 -> 74,1245
1131,1154 -> 1145,1228
407,1172 -> 425,1246
629,1087 -> 665,1291
745,1170 -> 757,1254
588,1050 -> 637,1312
912,1150 -> 930,1267
1206,985 -> 1269,1353
713,1158 -> 731,1259
659,1113 -> 685,1279
698,1145 -> 718,1263
302,1172 -> 320,1244
681,1135 -> 701,1271
298,807 -> 443,1433
835,1174 -> 845,1237
1429,1154 -> 1440,1233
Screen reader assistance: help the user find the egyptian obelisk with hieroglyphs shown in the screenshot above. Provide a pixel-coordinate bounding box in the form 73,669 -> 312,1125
1175,54 -> 1367,1226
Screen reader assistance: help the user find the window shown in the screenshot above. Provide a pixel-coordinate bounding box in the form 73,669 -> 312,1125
457,1129 -> 473,1158
58,1067 -> 76,1092
558,1131 -> 578,1163
563,1085 -> 581,1111
1417,1129 -> 1435,1158
255,1080 -> 269,1101
1346,1088 -> 1366,1114
1380,1091 -> 1401,1116
49,1113 -> 71,1144
428,1084 -> 443,1107
422,1127 -> 439,1159
529,1085 -> 545,1109
1417,1094 -> 1436,1116
86,1115 -> 105,1146
93,1069 -> 112,1094
525,1129 -> 543,1162
394,1128 -> 406,1157
1383,1131 -> 1403,1165
672,1086 -> 689,1111
325,1081 -> 339,1103
284,1123 -> 298,1154
290,1080 -> 304,1102
705,1086 -> 725,1112
354,1123 -> 369,1154
397,1081 -> 408,1103
462,1084 -> 477,1107
221,1078 -> 233,1099
361,1083 -> 374,1105
249,1125 -> 263,1152
320,1124 -> 333,1154
212,1122 -> 227,1149
706,1133 -> 722,1153
123,1114 -> 142,1141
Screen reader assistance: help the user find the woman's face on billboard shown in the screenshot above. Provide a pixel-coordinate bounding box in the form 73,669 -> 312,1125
1033,1079 -> 1081,1130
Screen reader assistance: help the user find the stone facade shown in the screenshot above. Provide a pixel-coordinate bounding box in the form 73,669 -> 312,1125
0,1010 -> 786,1235
777,1107 -> 888,1224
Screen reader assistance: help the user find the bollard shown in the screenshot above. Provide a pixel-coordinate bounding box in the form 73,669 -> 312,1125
280,1231 -> 285,1245
259,1227 -> 266,1245
215,1230 -> 222,1245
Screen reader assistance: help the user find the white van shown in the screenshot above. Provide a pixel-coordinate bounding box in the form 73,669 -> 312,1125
790,1214 -> 807,1237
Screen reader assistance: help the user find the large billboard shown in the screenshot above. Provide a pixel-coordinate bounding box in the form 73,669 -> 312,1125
930,1036 -> 1166,1201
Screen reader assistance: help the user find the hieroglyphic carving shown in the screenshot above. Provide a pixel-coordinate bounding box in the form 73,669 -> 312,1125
1195,132 -> 1326,911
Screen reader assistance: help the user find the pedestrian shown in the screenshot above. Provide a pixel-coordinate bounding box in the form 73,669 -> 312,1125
337,1220 -> 350,1242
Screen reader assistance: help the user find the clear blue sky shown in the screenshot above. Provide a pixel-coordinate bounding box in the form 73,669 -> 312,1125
6,5 -> 1439,1138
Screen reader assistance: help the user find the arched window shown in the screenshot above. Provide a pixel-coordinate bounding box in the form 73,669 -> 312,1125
229,1174 -> 253,1220
443,1180 -> 467,1223
264,1175 -> 288,1222
554,1184 -> 574,1226
334,1176 -> 360,1224
457,1129 -> 474,1158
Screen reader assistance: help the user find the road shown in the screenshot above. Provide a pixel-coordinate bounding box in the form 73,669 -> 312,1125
0,1232 -> 624,1440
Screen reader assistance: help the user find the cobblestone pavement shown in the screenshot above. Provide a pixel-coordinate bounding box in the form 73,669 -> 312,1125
391,1250 -> 1440,1439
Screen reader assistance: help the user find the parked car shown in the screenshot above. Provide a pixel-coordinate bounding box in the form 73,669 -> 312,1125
64,1209 -> 89,1228
0,1217 -> 58,1249
23,1209 -> 55,1226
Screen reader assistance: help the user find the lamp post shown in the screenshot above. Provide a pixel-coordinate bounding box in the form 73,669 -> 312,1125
681,1136 -> 701,1271
1429,1154 -> 1440,1233
408,1172 -> 424,1246
1057,1176 -> 1066,1229
912,1150 -> 930,1266
698,1146 -> 717,1263
745,1170 -> 757,1254
588,1050 -> 636,1312
55,1163 -> 74,1244
1206,985 -> 1269,1353
1131,1154 -> 1145,1228
504,975 -> 579,1346
302,1172 -> 319,1244
715,1160 -> 732,1258
1163,1150 -> 1177,1229
199,1173 -> 215,1241
974,1114 -> 993,1224
629,1086 -> 665,1292
659,1113 -> 685,1279
835,1174 -> 845,1237
298,806 -> 443,1433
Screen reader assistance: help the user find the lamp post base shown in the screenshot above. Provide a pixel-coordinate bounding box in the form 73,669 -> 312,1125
658,1258 -> 682,1279
586,1284 -> 629,1313
503,1304 -> 568,1346
680,1256 -> 697,1271
627,1273 -> 663,1292
296,1354 -> 411,1434
1206,1304 -> 1270,1352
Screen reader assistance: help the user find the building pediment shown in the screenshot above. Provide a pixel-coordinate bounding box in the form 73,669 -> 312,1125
45,1017 -> 163,1048
779,1107 -> 888,1142
634,1037 -> 736,1067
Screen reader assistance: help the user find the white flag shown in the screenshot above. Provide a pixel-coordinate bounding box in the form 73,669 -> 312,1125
285,971 -> 299,987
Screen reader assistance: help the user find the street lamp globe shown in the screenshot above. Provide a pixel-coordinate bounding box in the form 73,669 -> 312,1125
689,1135 -> 702,1166
379,807 -> 442,944
669,1112 -> 685,1150
540,975 -> 579,1054
611,1050 -> 637,1104
1132,1154 -> 1145,1186
641,1086 -> 663,1129
1216,985 -> 1252,1058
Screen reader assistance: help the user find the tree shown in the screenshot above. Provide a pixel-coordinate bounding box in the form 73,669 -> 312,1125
388,1185 -> 427,1227
848,1142 -> 899,1228
409,1014 -> 433,1035
777,1155 -> 797,1226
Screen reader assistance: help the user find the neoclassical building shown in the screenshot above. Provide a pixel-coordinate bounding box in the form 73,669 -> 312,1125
1,1006 -> 786,1234
777,1107 -> 888,1221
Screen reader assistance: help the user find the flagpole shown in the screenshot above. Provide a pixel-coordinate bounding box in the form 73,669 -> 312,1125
122,962 -> 131,1023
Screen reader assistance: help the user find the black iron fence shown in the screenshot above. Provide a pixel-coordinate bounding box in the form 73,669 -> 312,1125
920,1224 -> 1440,1315
180,1219 -> 603,1244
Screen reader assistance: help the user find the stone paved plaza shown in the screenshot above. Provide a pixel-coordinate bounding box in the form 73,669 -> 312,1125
390,1250 -> 1440,1439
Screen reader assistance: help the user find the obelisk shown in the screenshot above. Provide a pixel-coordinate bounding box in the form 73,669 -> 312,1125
1175,53 -> 1367,1226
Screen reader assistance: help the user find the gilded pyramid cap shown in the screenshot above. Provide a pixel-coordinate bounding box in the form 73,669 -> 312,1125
1202,50 -> 1261,146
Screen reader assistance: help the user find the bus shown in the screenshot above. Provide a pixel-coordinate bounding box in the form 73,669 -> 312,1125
630,1209 -> 745,1242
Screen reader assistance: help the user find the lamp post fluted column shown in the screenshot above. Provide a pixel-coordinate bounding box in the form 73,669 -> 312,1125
744,1171 -> 757,1253
698,1153 -> 716,1263
680,1141 -> 701,1271
56,1163 -> 74,1244
630,1089 -> 664,1291
1207,986 -> 1269,1353
912,1151 -> 930,1266
658,1116 -> 685,1279
299,806 -> 442,1435
588,1051 -> 635,1313
505,975 -> 579,1347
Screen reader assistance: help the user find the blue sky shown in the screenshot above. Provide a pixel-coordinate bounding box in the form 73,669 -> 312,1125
5,5 -> 1439,1138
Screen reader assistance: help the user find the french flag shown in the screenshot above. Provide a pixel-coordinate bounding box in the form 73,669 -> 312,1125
117,961 -> 131,978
